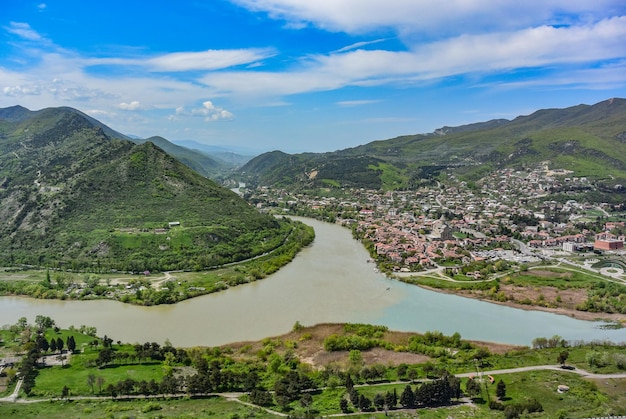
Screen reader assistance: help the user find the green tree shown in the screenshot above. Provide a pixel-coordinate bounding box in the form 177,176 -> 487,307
358,394 -> 372,411
345,373 -> 354,390
339,397 -> 350,413
35,335 -> 49,353
300,392 -> 313,410
87,374 -> 96,394
465,378 -> 481,398
66,335 -> 76,353
557,350 -> 569,366
349,388 -> 359,407
400,385 -> 415,408
56,337 -> 64,353
349,349 -> 362,365
397,363 -> 408,379
496,379 -> 506,400
373,393 -> 385,411
34,315 -> 55,331
385,390 -> 397,410
96,348 -> 114,367
96,376 -> 106,394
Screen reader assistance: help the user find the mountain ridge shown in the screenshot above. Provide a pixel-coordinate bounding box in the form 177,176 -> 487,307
241,98 -> 626,191
0,105 -> 288,271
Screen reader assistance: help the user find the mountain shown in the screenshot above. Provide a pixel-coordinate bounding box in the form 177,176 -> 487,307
131,136 -> 225,178
0,105 -> 287,271
0,105 -> 131,140
172,139 -> 256,167
241,98 -> 626,190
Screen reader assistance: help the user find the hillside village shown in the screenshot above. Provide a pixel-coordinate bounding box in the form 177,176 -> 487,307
246,162 -> 626,278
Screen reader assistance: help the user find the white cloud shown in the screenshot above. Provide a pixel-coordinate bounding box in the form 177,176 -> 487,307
119,101 -> 142,110
145,48 -> 275,72
2,84 -> 42,96
5,22 -> 43,41
336,100 -> 381,106
175,101 -> 234,121
232,0 -> 625,34
200,16 -> 626,96
79,48 -> 275,73
333,39 -> 388,53
37,3 -> 47,11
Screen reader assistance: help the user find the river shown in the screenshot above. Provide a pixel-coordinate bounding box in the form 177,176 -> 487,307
1,217 -> 625,347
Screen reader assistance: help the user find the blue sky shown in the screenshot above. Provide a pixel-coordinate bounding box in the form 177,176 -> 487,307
2,1 -> 626,153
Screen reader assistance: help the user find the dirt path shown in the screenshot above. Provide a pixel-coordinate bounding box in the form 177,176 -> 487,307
3,364 -> 626,405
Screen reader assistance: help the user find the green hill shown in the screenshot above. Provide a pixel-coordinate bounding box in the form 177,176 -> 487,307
241,98 -> 626,191
0,106 -> 289,272
132,135 -> 226,178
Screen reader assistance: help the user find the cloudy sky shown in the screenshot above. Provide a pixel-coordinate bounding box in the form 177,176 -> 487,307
2,1 -> 626,153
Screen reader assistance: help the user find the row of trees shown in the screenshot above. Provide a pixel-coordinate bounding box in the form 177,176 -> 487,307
340,372 -> 462,413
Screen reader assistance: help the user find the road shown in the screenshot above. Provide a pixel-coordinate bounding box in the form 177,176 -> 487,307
2,364 -> 626,406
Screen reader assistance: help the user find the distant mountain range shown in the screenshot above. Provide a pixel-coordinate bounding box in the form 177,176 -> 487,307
0,105 -> 285,270
240,98 -> 626,192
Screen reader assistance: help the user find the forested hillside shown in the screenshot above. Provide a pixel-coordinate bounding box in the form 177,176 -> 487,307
0,106 -> 290,272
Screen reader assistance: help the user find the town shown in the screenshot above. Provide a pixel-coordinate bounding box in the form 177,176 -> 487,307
245,162 -> 626,282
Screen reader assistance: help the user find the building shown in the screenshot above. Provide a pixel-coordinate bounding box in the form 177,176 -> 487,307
594,232 -> 624,251
562,242 -> 577,252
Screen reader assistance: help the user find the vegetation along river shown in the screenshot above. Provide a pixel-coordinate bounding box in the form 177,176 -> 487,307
1,217 -> 625,347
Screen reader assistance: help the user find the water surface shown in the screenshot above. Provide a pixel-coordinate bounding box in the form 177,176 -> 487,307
1,218 -> 624,347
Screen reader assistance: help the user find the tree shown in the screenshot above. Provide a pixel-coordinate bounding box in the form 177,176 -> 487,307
373,393 -> 385,411
96,348 -> 113,367
66,336 -> 76,353
106,383 -> 118,399
465,378 -> 481,398
56,337 -> 64,353
35,315 -> 55,332
496,379 -> 506,400
358,394 -> 372,411
300,392 -> 313,410
56,354 -> 67,367
16,317 -> 28,330
339,397 -> 350,413
36,335 -> 49,353
87,374 -> 96,394
400,385 -> 415,408
397,363 -> 408,379
385,390 -> 397,410
345,373 -> 354,390
49,337 -> 58,353
250,388 -> 273,407
96,376 -> 106,394
349,388 -> 359,407
557,350 -> 569,366
349,349 -> 362,365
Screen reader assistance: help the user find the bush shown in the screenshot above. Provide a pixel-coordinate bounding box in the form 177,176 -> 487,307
489,400 -> 504,410
141,402 -> 162,413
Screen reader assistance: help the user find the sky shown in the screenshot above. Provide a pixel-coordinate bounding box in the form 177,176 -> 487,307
2,1 -> 626,153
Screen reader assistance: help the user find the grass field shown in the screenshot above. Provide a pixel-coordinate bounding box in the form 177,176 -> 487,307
0,396 -> 275,418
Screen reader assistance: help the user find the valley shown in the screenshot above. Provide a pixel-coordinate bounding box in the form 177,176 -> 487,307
2,99 -> 626,418
244,160 -> 626,323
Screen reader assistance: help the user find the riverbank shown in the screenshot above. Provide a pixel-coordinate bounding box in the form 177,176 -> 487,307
393,268 -> 626,326
3,319 -> 626,418
0,220 -> 315,306
442,285 -> 625,324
